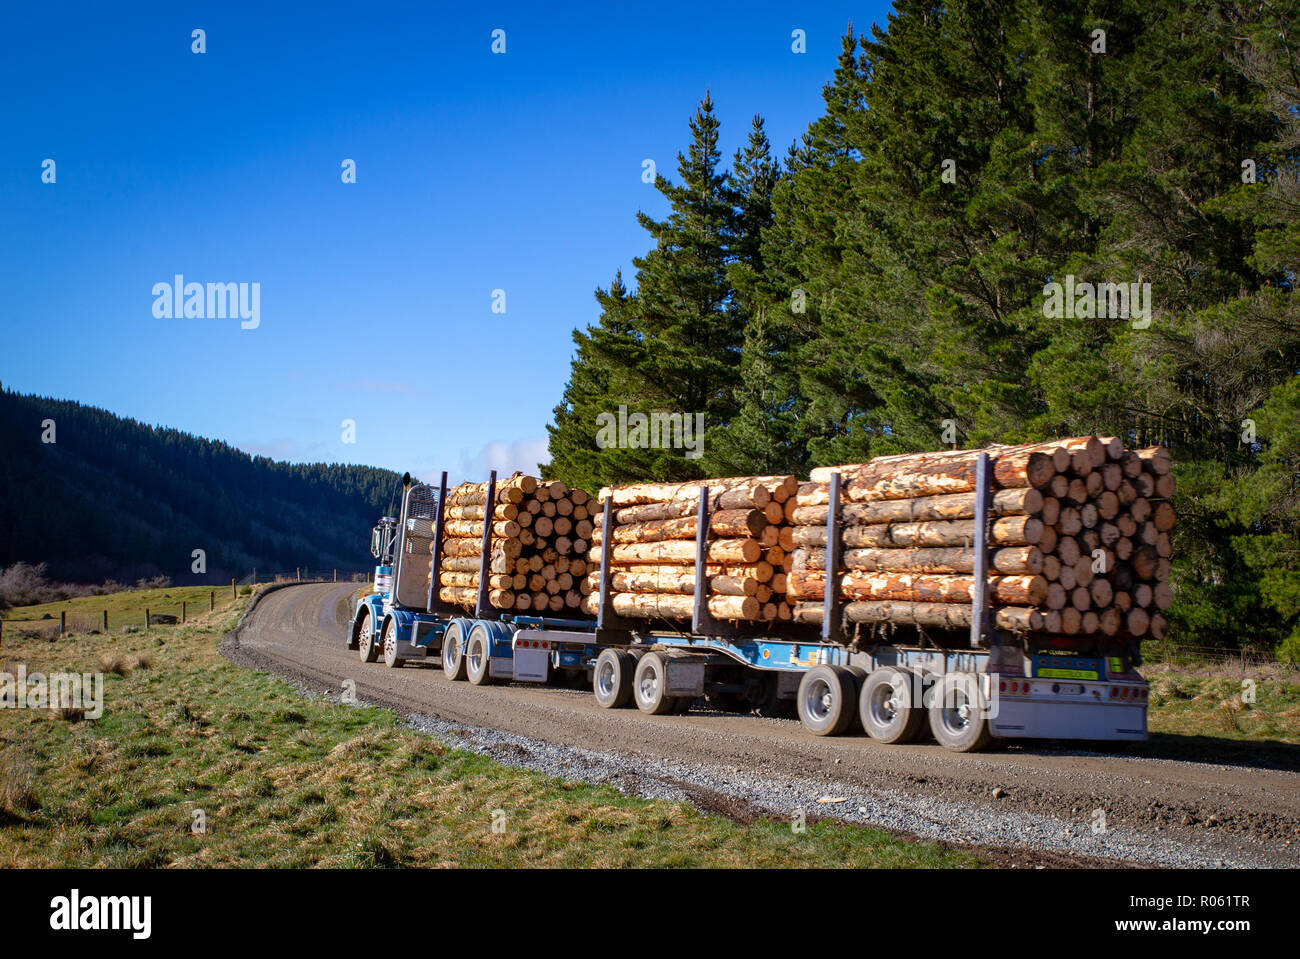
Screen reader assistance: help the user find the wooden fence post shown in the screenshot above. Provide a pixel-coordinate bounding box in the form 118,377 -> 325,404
103,610 -> 108,632
145,608 -> 150,631
60,610 -> 66,637
182,601 -> 187,623
232,578 -> 237,599
210,590 -> 215,612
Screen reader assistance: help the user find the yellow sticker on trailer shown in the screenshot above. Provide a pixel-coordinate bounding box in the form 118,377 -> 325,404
1037,667 -> 1098,680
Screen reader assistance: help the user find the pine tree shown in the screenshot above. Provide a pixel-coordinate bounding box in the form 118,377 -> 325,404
630,91 -> 740,477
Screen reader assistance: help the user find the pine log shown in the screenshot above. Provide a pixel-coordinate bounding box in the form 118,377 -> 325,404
790,487 -> 1042,527
791,515 -> 1042,549
608,539 -> 763,565
792,601 -> 1044,632
787,571 -> 1047,606
792,544 -> 1042,576
582,592 -> 762,621
598,475 -> 793,508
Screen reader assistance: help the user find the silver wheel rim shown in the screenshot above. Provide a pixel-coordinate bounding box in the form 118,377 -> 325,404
445,632 -> 460,669
596,659 -> 617,699
468,635 -> 485,676
638,664 -> 659,704
870,680 -> 902,728
384,626 -> 395,661
805,677 -> 834,724
941,687 -> 974,735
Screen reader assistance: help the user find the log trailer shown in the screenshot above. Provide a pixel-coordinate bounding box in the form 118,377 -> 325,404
348,462 -> 1149,752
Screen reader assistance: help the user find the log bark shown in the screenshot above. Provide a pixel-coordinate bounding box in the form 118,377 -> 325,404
791,515 -> 1042,549
792,545 -> 1042,576
582,591 -> 762,621
608,539 -> 763,565
593,509 -> 766,544
598,475 -> 793,508
787,571 -> 1047,606
790,487 -> 1042,527
792,601 -> 1043,632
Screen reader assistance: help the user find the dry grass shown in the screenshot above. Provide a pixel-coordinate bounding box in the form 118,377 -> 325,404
0,588 -> 985,869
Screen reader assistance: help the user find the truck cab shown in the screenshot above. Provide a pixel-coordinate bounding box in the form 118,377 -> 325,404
347,475 -> 446,667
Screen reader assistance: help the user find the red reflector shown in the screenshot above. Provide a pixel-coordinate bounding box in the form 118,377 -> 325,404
999,681 -> 1007,692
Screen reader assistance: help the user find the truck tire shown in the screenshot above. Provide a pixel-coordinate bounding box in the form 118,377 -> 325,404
382,618 -> 405,668
357,613 -> 379,663
754,674 -> 796,718
842,665 -> 868,733
860,667 -> 926,744
633,652 -> 675,715
593,649 -> 635,708
441,621 -> 468,681
928,672 -> 993,752
465,624 -> 496,686
797,665 -> 857,736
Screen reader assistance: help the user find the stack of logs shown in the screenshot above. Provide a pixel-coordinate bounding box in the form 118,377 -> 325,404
433,472 -> 594,613
581,475 -> 799,622
785,437 -> 1174,644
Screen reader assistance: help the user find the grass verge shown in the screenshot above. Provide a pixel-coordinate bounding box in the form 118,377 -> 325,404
1144,665 -> 1300,745
0,588 -> 985,868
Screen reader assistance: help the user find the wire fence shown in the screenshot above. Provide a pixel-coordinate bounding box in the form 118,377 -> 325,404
1142,641 -> 1297,675
0,571 -> 373,644
235,568 -> 371,586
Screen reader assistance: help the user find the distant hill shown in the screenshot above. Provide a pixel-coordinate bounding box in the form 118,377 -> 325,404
0,387 -> 406,584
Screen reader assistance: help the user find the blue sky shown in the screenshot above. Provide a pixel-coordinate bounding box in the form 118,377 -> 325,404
1,1 -> 890,484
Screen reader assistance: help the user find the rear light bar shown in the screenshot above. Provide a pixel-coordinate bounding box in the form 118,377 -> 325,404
515,640 -> 551,650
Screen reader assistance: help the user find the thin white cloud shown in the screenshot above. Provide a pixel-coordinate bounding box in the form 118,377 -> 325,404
455,437 -> 551,484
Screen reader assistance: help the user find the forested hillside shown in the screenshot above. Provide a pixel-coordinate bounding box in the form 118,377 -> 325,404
545,0 -> 1300,656
0,387 -> 404,585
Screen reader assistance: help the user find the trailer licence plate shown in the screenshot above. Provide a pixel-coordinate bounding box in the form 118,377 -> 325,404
1053,683 -> 1084,695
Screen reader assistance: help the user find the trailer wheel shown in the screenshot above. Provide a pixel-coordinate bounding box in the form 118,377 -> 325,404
754,675 -> 796,718
928,672 -> 993,752
797,665 -> 857,736
441,621 -> 468,681
842,665 -> 868,733
465,624 -> 497,686
860,667 -> 926,744
382,618 -> 405,668
357,613 -> 379,663
632,652 -> 675,715
593,649 -> 635,708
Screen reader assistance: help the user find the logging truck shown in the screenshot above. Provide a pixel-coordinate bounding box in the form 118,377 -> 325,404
348,460 -> 1150,753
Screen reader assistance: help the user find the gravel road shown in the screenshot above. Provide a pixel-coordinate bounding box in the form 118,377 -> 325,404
221,582 -> 1300,868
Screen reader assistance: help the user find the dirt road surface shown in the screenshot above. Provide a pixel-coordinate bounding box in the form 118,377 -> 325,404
222,583 -> 1300,868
